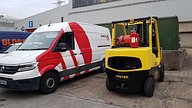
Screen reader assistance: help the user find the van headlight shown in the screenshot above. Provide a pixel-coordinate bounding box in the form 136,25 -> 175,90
18,62 -> 38,72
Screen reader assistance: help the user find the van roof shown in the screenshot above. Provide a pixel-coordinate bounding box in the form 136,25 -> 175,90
34,22 -> 108,33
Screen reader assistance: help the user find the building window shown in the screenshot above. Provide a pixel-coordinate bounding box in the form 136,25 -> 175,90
72,0 -> 120,8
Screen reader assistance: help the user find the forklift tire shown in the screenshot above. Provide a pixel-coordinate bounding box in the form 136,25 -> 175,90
99,59 -> 105,73
143,77 -> 155,97
39,72 -> 59,94
106,78 -> 113,91
158,63 -> 165,82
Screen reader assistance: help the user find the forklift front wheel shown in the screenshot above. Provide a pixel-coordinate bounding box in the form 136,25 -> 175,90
143,77 -> 155,97
158,63 -> 165,82
106,78 -> 114,91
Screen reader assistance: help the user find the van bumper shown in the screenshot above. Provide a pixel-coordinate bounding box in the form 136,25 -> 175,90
0,77 -> 40,91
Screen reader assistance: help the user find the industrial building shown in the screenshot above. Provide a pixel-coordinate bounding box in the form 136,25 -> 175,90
14,0 -> 192,30
0,15 -> 19,31
13,0 -> 192,47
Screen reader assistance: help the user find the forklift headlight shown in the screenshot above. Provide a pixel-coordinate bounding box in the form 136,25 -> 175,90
18,62 -> 38,72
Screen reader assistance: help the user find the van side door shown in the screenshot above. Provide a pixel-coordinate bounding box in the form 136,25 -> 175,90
55,32 -> 79,74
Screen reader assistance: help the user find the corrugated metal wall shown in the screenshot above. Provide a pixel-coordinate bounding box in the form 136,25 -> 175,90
158,16 -> 179,50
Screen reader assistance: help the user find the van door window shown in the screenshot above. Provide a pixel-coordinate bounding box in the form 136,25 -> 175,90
56,32 -> 75,51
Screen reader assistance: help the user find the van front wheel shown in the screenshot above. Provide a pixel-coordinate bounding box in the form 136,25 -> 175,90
39,72 -> 59,94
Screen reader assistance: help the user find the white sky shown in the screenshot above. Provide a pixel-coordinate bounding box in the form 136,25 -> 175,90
0,0 -> 57,19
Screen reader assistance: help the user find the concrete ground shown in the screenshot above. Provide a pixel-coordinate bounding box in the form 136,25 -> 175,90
0,49 -> 192,108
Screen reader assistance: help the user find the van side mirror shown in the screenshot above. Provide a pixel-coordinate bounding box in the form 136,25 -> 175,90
58,43 -> 68,52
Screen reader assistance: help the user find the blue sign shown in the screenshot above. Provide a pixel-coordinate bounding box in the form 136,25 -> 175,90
29,21 -> 33,28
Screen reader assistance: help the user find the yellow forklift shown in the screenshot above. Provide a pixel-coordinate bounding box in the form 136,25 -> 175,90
105,17 -> 164,97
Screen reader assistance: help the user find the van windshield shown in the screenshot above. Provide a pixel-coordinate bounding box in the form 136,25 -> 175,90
18,31 -> 59,50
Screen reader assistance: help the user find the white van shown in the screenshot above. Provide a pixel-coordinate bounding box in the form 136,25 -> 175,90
0,22 -> 111,93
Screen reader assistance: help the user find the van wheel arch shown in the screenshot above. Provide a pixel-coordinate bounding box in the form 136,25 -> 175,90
41,69 -> 59,78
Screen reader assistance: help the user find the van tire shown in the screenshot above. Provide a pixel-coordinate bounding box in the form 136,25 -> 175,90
99,59 -> 105,73
143,77 -> 155,97
39,72 -> 59,94
106,78 -> 113,91
158,63 -> 165,82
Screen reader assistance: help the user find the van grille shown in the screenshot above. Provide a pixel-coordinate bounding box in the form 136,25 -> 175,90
108,57 -> 142,70
0,65 -> 18,74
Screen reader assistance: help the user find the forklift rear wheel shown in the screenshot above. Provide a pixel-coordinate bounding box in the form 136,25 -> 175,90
106,78 -> 113,91
143,77 -> 155,97
158,63 -> 165,82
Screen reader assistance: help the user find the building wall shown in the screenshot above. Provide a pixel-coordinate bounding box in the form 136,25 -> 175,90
180,33 -> 192,48
179,22 -> 192,33
0,22 -> 14,31
179,22 -> 192,48
70,0 -> 192,23
0,26 -> 15,31
14,0 -> 192,31
14,4 -> 70,31
0,17 -> 16,31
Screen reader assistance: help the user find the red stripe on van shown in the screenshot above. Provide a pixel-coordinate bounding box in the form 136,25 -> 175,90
62,72 -> 81,81
37,29 -> 67,75
69,50 -> 78,67
75,72 -> 81,76
85,70 -> 90,73
69,22 -> 92,65
63,76 -> 70,80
